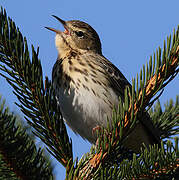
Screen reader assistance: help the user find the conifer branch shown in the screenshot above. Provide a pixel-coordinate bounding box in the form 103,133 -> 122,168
149,96 -> 179,139
92,139 -> 178,180
0,96 -> 54,180
0,8 -> 72,169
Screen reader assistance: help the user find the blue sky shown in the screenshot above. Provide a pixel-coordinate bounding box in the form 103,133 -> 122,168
0,1 -> 179,179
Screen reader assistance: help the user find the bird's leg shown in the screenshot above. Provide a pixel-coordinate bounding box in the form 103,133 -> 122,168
92,126 -> 110,147
92,125 -> 101,135
92,126 -> 102,146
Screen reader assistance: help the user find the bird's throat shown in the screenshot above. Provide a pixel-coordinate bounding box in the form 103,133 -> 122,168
55,33 -> 72,59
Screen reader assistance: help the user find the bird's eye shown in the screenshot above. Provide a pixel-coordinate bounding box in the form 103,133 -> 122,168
75,31 -> 84,38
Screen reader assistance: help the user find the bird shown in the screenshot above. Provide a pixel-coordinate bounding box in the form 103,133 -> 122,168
45,15 -> 160,153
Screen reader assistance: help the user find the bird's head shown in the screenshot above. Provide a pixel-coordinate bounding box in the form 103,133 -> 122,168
45,16 -> 102,57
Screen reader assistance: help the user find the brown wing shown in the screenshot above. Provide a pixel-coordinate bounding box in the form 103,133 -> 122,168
87,53 -> 161,151
87,53 -> 132,101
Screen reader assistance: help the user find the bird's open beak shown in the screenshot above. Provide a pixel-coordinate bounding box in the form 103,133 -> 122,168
45,15 -> 69,35
45,26 -> 61,34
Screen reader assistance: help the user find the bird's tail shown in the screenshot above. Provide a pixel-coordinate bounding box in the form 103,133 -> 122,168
123,111 -> 161,153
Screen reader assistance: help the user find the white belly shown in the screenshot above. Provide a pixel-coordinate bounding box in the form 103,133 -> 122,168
56,85 -> 118,143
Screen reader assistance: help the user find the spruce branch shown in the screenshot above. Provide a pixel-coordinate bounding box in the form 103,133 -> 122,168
0,8 -> 72,169
78,140 -> 178,180
149,96 -> 179,139
0,96 -> 53,180
74,27 -> 179,179
119,139 -> 179,180
93,139 -> 178,180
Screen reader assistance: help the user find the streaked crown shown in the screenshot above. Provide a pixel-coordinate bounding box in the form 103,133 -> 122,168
46,16 -> 102,56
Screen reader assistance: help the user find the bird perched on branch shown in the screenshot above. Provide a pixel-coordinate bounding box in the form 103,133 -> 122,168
46,16 -> 160,153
